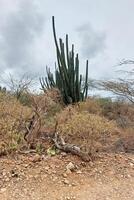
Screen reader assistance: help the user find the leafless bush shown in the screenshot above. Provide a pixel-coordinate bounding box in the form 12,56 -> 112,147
0,73 -> 36,100
24,89 -> 63,145
96,60 -> 134,104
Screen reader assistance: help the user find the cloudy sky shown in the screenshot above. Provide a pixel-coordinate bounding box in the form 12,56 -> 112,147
0,0 -> 134,81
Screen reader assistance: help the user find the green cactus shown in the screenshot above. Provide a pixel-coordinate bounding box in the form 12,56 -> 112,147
40,16 -> 89,104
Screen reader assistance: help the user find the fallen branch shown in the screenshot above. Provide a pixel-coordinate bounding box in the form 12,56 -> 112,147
46,132 -> 92,162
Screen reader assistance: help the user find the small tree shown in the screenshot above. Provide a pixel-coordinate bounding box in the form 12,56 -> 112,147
96,60 -> 134,104
0,73 -> 36,105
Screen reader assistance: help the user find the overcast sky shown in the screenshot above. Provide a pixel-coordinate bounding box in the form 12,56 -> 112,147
0,0 -> 134,81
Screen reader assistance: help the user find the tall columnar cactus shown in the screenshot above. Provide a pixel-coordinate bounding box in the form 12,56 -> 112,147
40,16 -> 89,104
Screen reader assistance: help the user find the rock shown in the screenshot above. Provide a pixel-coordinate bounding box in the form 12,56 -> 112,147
65,197 -> 71,200
127,174 -> 131,178
80,162 -> 86,167
89,161 -> 94,167
0,188 -> 6,193
52,176 -> 58,181
64,196 -> 76,200
76,170 -> 82,174
66,162 -> 75,172
63,179 -> 70,185
130,163 -> 134,167
2,171 -> 6,176
52,170 -> 57,174
61,152 -> 67,156
10,170 -> 19,178
46,170 -> 52,175
45,166 -> 50,171
62,173 -> 67,178
28,174 -> 33,179
31,154 -> 41,163
33,175 -> 39,179
66,169 -> 72,174
5,177 -> 10,182
71,182 -> 77,186
51,164 -> 56,169
23,164 -> 29,168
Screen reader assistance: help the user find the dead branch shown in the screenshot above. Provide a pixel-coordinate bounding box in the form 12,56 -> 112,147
98,79 -> 134,104
24,96 -> 43,144
53,132 -> 92,161
94,61 -> 134,103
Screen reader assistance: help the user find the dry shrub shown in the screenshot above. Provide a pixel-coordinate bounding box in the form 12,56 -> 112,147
24,89 -> 63,144
56,107 -> 119,154
55,97 -> 102,124
113,127 -> 134,153
116,103 -> 134,128
43,89 -> 64,122
0,92 -> 32,155
31,89 -> 63,116
122,128 -> 134,152
29,90 -> 63,129
100,99 -> 134,128
45,88 -> 63,104
76,97 -> 102,115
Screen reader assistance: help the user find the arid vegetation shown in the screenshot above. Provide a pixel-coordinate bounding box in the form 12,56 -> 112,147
0,17 -> 133,161
0,87 -> 133,159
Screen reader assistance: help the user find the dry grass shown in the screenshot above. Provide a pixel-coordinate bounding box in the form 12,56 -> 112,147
76,97 -> 102,115
56,106 -> 120,153
99,99 -> 134,128
0,92 -> 32,155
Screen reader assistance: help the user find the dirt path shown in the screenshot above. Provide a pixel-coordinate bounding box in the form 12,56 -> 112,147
0,153 -> 134,200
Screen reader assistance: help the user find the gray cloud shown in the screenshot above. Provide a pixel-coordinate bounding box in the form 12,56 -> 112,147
77,23 -> 106,59
0,0 -> 45,73
0,0 -> 133,85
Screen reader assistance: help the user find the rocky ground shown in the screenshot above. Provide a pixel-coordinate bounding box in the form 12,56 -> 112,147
0,152 -> 134,200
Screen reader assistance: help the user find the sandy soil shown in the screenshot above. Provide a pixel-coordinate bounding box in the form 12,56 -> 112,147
0,152 -> 134,200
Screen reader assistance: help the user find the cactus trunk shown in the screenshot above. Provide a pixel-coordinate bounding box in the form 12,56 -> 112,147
40,16 -> 89,105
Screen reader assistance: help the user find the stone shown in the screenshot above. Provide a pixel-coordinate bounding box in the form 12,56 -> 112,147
76,170 -> 82,174
31,154 -> 41,163
130,163 -> 134,167
5,177 -> 10,182
66,169 -> 72,174
66,162 -> 75,172
80,162 -> 86,167
62,173 -> 67,178
0,188 -> 7,193
61,152 -> 67,156
71,182 -> 77,186
127,174 -> 131,178
45,166 -> 50,171
63,179 -> 70,185
10,170 -> 19,178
